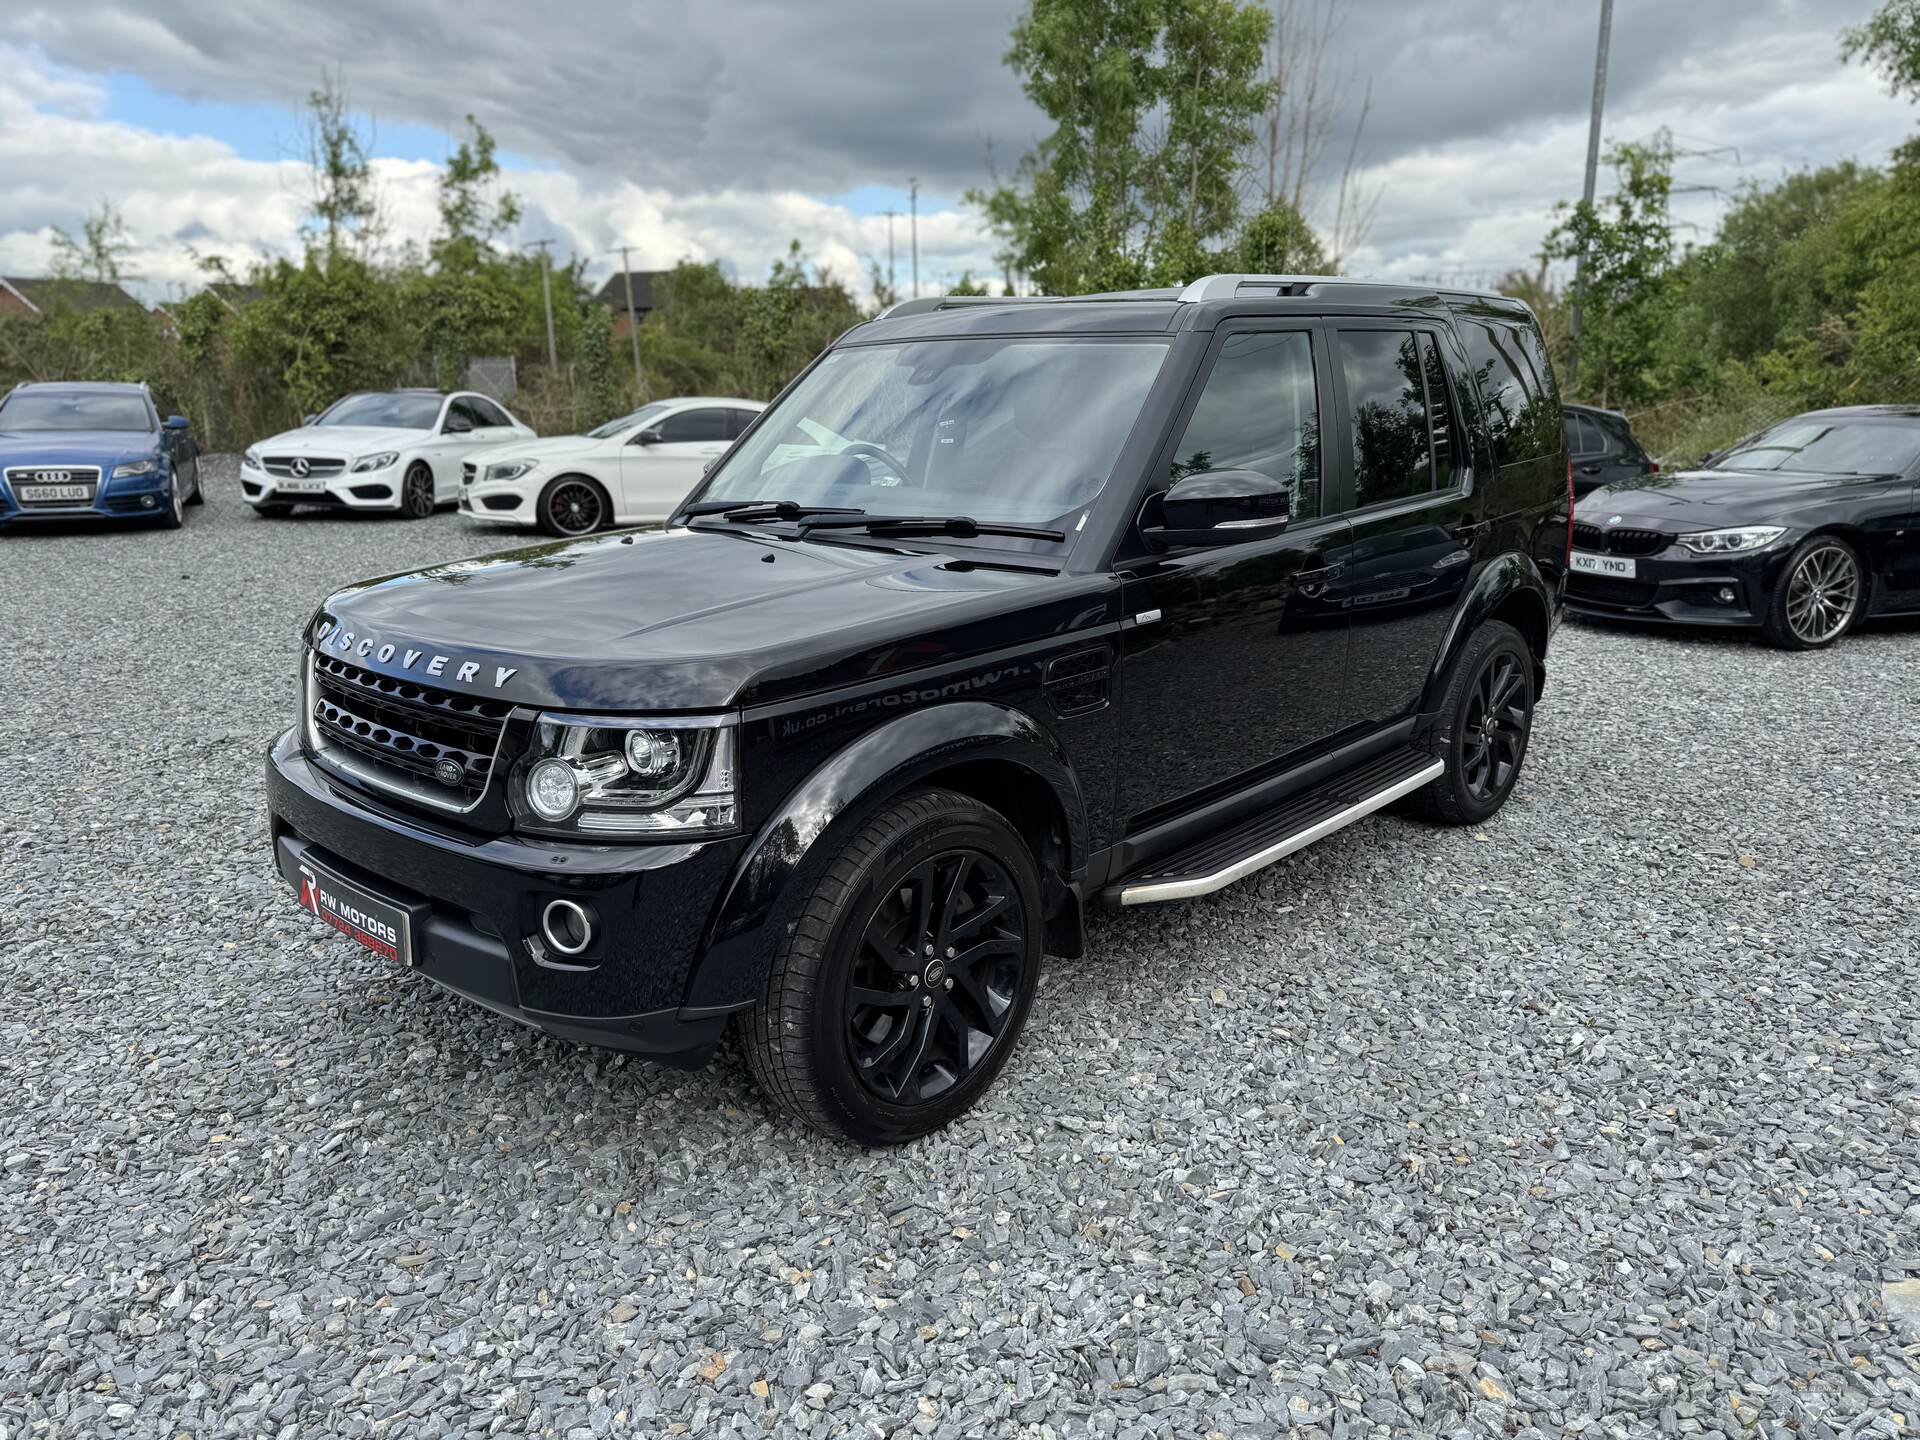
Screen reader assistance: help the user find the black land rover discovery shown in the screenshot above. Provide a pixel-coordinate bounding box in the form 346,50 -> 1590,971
266,275 -> 1570,1143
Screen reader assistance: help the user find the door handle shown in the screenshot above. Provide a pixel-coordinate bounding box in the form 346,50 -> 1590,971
1579,463 -> 1602,474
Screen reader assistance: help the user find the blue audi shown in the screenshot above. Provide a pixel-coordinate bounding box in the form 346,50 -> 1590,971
0,381 -> 203,531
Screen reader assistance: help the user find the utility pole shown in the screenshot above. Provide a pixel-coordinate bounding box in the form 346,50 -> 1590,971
908,178 -> 919,299
619,244 -> 644,395
1568,0 -> 1614,395
880,210 -> 899,298
528,238 -> 559,373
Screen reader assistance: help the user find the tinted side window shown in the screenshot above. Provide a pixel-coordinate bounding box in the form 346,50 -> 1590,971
726,408 -> 758,439
1457,315 -> 1560,466
1418,332 -> 1458,482
1339,329 -> 1432,507
1166,330 -> 1322,521
658,408 -> 731,442
471,397 -> 512,428
1568,415 -> 1605,455
448,398 -> 488,430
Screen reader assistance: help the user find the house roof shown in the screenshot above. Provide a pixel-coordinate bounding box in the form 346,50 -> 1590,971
594,271 -> 672,316
207,281 -> 266,310
0,276 -> 145,315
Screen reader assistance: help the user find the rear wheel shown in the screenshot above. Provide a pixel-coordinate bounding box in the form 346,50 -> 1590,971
537,475 -> 609,537
400,462 -> 436,519
1762,535 -> 1862,650
741,788 -> 1042,1144
1406,620 -> 1534,826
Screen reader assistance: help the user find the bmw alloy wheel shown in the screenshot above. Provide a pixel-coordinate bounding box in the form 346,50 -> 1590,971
1785,542 -> 1860,645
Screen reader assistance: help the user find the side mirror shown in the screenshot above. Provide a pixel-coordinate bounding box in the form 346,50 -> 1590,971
633,426 -> 665,446
443,414 -> 473,434
164,414 -> 190,430
303,413 -> 318,426
1142,469 -> 1291,548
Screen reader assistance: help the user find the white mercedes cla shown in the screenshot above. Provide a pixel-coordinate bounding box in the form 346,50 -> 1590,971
459,396 -> 765,536
240,390 -> 534,519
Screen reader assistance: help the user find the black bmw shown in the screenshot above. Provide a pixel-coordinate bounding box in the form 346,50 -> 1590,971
1567,406 -> 1920,649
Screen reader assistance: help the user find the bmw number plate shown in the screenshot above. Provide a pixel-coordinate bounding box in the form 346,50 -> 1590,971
293,850 -> 415,966
1571,550 -> 1636,578
17,483 -> 90,502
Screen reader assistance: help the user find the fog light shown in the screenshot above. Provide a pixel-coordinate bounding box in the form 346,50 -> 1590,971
526,757 -> 580,821
541,898 -> 593,956
140,495 -> 157,509
1715,587 -> 1736,604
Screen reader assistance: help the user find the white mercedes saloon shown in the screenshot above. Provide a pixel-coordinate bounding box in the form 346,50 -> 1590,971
458,396 -> 765,536
240,391 -> 535,519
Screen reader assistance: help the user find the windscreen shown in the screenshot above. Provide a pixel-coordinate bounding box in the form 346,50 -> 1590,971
588,402 -> 672,439
1712,418 -> 1920,476
0,390 -> 152,432
705,336 -> 1170,527
316,393 -> 444,429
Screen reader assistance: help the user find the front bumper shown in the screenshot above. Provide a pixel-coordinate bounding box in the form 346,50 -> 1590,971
1565,541 -> 1791,628
459,478 -> 538,525
265,729 -> 750,1065
0,471 -> 174,524
241,461 -> 400,510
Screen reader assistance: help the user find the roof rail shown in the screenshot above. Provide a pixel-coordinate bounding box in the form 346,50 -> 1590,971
873,290 -> 1181,321
1177,273 -> 1512,303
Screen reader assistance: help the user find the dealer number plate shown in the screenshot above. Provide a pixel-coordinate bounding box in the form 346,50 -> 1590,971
294,852 -> 414,966
1571,550 -> 1636,579
275,478 -> 330,494
17,484 -> 90,502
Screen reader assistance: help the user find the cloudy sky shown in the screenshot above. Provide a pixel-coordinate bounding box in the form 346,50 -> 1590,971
1,0 -> 1913,305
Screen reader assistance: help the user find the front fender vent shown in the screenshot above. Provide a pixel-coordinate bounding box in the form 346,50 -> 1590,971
1044,645 -> 1113,718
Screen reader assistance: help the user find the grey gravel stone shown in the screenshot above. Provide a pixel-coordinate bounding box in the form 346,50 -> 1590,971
0,465 -> 1916,1438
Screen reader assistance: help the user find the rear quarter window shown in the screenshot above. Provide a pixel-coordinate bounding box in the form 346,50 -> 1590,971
1456,310 -> 1562,467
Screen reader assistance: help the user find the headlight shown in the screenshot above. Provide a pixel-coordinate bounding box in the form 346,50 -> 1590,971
510,715 -> 737,837
1678,526 -> 1786,555
112,459 -> 156,478
243,448 -> 263,471
484,459 -> 539,483
350,451 -> 399,472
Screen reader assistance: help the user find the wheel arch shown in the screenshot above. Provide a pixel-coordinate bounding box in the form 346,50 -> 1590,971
539,470 -> 616,529
1422,552 -> 1554,711
686,701 -> 1087,1012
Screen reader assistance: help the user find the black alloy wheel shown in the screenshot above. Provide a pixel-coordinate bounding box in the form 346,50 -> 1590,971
1766,536 -> 1862,650
741,787 -> 1043,1144
540,477 -> 607,537
845,850 -> 1026,1106
400,463 -> 436,519
1404,619 -> 1534,826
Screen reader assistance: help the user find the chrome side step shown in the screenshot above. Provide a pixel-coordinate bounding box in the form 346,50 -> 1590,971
1113,753 -> 1443,906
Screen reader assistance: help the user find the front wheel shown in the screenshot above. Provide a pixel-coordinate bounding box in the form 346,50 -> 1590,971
1406,620 -> 1535,826
1762,535 -> 1862,650
184,456 -> 205,505
399,463 -> 436,519
537,475 -> 610,537
741,788 -> 1042,1144
153,471 -> 185,530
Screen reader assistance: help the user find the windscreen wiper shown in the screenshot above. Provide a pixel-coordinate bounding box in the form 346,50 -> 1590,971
682,499 -> 866,524
796,514 -> 1067,543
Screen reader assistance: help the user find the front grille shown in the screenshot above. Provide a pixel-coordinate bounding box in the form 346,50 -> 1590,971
310,654 -> 511,806
461,461 -> 477,486
1568,574 -> 1659,609
1572,522 -> 1671,557
264,456 -> 345,478
5,465 -> 101,506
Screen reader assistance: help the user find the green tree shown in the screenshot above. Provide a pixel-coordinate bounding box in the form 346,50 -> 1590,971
1843,0 -> 1920,100
434,116 -> 521,272
1231,201 -> 1327,274
1542,134 -> 1676,406
303,74 -> 379,259
970,0 -> 1272,293
49,201 -> 133,284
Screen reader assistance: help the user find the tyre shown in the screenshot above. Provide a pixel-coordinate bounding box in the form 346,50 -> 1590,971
400,463 -> 436,519
154,470 -> 185,530
252,501 -> 294,518
184,456 -> 205,505
537,475 -> 610,537
1761,534 -> 1863,650
741,787 -> 1043,1144
1406,619 -> 1535,826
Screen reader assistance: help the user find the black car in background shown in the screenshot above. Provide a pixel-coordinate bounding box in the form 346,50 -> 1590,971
266,274 -> 1570,1143
1568,405 -> 1920,648
1564,402 -> 1656,496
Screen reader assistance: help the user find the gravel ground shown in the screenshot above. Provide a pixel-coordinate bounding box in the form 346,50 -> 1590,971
2,457 -> 1916,1439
